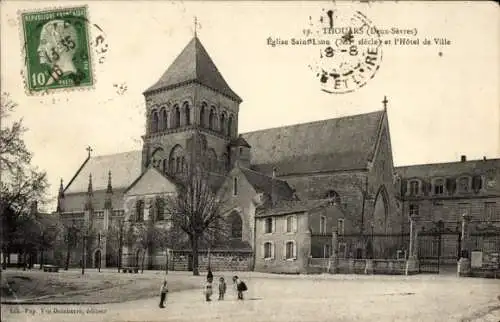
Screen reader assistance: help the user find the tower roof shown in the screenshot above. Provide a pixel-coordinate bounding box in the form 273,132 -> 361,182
144,36 -> 242,102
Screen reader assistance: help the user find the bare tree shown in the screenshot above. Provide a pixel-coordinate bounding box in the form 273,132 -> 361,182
35,213 -> 62,269
164,167 -> 228,276
106,218 -> 125,272
62,222 -> 80,270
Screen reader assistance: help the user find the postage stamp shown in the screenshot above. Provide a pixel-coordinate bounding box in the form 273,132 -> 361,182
309,8 -> 383,94
20,6 -> 94,94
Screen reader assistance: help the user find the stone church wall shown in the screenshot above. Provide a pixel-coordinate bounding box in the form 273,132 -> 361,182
284,172 -> 367,230
365,124 -> 402,235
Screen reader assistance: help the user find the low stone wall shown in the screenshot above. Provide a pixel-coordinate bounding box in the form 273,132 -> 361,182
198,252 -> 252,271
372,259 -> 407,274
469,251 -> 500,279
335,258 -> 408,275
170,251 -> 253,272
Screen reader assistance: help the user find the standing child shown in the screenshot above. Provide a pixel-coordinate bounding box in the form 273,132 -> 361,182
205,276 -> 213,302
218,277 -> 227,300
159,280 -> 168,308
232,275 -> 248,300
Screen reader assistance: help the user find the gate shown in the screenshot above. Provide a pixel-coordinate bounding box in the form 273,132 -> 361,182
417,221 -> 461,274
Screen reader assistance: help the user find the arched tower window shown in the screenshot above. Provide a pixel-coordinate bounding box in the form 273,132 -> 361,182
183,102 -> 191,125
173,105 -> 180,128
162,159 -> 168,173
220,113 -> 226,134
151,148 -> 165,169
160,108 -> 168,131
200,103 -> 207,127
150,111 -> 159,133
169,145 -> 184,174
206,149 -> 217,172
230,211 -> 242,238
209,108 -> 215,130
228,115 -> 234,137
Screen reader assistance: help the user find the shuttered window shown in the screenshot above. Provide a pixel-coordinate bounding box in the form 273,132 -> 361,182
285,241 -> 296,260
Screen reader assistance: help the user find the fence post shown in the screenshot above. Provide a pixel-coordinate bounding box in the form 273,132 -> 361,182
405,215 -> 419,275
457,214 -> 472,277
329,229 -> 338,274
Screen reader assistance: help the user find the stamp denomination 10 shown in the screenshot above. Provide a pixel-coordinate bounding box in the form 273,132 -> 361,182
20,6 -> 94,94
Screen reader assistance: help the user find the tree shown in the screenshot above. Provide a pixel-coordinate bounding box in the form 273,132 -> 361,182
1,93 -> 50,268
0,92 -> 31,174
127,217 -> 166,273
62,221 -> 81,270
164,167 -> 228,276
106,218 -> 125,272
35,213 -> 62,269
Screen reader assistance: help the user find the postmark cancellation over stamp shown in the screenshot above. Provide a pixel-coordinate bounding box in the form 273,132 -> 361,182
20,6 -> 94,94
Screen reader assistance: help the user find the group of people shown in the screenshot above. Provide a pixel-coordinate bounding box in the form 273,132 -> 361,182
204,269 -> 248,302
158,269 -> 248,308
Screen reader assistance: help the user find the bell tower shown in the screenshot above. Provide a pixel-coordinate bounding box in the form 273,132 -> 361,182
141,35 -> 242,178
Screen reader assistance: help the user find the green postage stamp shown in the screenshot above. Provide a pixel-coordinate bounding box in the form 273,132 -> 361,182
20,6 -> 94,93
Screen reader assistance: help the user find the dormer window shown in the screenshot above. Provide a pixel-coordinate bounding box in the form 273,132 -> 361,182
409,180 -> 420,196
457,176 -> 471,193
433,178 -> 445,195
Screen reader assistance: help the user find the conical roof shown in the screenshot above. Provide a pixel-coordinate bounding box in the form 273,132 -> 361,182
144,36 -> 242,102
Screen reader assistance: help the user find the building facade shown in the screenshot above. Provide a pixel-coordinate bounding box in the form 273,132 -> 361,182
54,35 -> 498,272
395,156 -> 500,266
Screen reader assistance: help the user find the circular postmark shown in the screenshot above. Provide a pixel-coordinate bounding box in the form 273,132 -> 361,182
309,8 -> 383,94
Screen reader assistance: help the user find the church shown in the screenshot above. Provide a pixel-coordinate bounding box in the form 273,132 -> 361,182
54,35 -> 408,273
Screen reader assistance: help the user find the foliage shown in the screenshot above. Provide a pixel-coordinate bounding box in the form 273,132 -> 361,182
0,92 -> 31,174
0,93 -> 51,263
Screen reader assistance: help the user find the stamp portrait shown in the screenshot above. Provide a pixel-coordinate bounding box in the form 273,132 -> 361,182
20,6 -> 93,93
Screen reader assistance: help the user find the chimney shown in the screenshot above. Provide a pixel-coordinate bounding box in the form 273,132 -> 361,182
483,156 -> 487,161
272,167 -> 277,178
461,155 -> 466,162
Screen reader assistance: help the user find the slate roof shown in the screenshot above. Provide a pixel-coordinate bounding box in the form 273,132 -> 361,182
144,36 -> 242,102
64,151 -> 142,194
241,110 -> 385,176
239,167 -> 295,201
256,199 -> 330,217
230,135 -> 251,148
395,158 -> 500,178
62,190 -> 127,212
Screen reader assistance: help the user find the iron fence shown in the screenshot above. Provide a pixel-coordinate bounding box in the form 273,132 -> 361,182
337,233 -> 410,260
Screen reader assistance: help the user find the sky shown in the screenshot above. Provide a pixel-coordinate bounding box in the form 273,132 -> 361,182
1,1 -> 499,211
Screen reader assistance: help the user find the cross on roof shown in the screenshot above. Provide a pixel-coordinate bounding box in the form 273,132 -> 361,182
86,145 -> 93,157
194,16 -> 198,36
382,96 -> 388,109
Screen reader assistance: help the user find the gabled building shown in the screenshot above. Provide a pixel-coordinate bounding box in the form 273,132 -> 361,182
56,35 -> 403,271
254,199 -> 346,274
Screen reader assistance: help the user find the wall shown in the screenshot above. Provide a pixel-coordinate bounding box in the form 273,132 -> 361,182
285,172 -> 367,229
309,204 -> 350,258
254,213 -> 310,274
218,167 -> 259,249
143,83 -> 240,173
365,120 -> 402,235
336,259 -> 407,275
